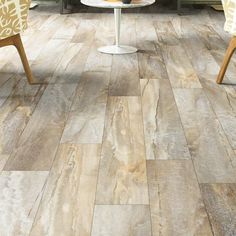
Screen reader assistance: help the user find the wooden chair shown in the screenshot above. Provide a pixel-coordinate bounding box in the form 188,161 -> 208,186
0,0 -> 34,84
217,0 -> 236,84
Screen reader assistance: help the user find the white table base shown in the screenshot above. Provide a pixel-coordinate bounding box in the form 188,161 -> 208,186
98,45 -> 137,54
98,8 -> 138,55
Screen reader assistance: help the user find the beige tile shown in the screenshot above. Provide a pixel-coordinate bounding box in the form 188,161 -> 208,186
147,160 -> 213,236
96,96 -> 149,204
200,184 -> 236,236
61,72 -> 109,144
136,17 -> 168,80
140,79 -> 190,159
91,205 -> 152,236
0,171 -> 48,236
84,14 -> 113,73
109,18 -> 140,96
30,144 -> 100,236
174,88 -> 236,182
0,79 -> 46,170
155,21 -> 202,88
4,82 -> 77,171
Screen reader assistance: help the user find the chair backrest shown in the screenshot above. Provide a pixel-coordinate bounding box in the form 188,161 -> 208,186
0,0 -> 31,40
222,0 -> 236,35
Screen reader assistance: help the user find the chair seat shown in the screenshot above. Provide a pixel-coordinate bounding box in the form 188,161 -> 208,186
0,0 -> 30,40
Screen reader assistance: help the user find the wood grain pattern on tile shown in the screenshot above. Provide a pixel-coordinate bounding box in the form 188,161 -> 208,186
30,39 -> 69,82
91,205 -> 152,236
174,88 -> 236,183
0,171 -> 48,236
140,79 -> 190,160
4,82 -> 77,171
84,14 -> 113,73
96,96 -> 149,204
136,17 -> 168,80
61,72 -> 109,144
154,21 -> 202,88
109,18 -> 140,96
30,144 -> 100,236
200,184 -> 236,236
147,160 -> 213,236
0,79 -> 45,170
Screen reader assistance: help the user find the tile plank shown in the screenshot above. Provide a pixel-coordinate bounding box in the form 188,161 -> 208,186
200,184 -> 236,236
154,21 -> 202,88
140,79 -> 190,160
0,171 -> 48,236
30,144 -> 100,236
147,160 -> 213,236
174,88 -> 236,183
91,205 -> 152,236
109,18 -> 140,96
96,96 -> 149,204
61,72 -> 109,144
0,79 -> 45,171
3,82 -> 77,171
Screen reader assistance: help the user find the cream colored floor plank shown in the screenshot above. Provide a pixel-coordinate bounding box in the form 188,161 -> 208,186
200,184 -> 236,236
0,76 -> 21,108
84,14 -> 113,73
30,39 -> 70,82
136,17 -> 168,80
52,16 -> 79,40
72,19 -> 97,44
140,79 -> 190,160
0,171 -> 48,236
174,88 -> 236,183
91,205 -> 152,236
61,72 -> 109,144
154,21 -> 202,88
109,53 -> 140,96
109,18 -> 140,96
30,144 -> 101,236
0,79 -> 45,171
3,82 -> 77,171
147,160 -> 213,236
96,96 -> 149,204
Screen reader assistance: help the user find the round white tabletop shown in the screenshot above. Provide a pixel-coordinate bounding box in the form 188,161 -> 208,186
81,0 -> 155,9
81,0 -> 155,54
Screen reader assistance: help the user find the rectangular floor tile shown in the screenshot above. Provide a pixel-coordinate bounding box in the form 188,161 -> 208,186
91,205 -> 152,236
174,88 -> 236,182
4,82 -> 77,171
140,79 -> 190,159
61,72 -> 109,144
154,21 -> 201,88
147,160 -> 213,236
0,171 -> 48,236
109,18 -> 140,96
200,184 -> 236,236
30,144 -> 100,236
0,79 -> 45,170
136,17 -> 168,80
96,96 -> 149,204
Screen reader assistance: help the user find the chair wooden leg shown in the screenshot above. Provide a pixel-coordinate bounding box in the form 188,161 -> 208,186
11,34 -> 35,84
216,36 -> 236,84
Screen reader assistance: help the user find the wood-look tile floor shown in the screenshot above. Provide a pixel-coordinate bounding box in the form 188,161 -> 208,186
0,2 -> 236,235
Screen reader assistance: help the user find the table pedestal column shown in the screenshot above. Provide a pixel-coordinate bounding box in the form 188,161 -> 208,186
98,8 -> 137,54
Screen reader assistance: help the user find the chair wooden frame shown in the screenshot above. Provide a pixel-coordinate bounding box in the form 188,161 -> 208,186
216,36 -> 236,84
0,33 -> 34,84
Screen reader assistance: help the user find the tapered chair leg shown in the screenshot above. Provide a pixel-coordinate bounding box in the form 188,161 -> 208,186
216,36 -> 236,84
12,34 -> 34,84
